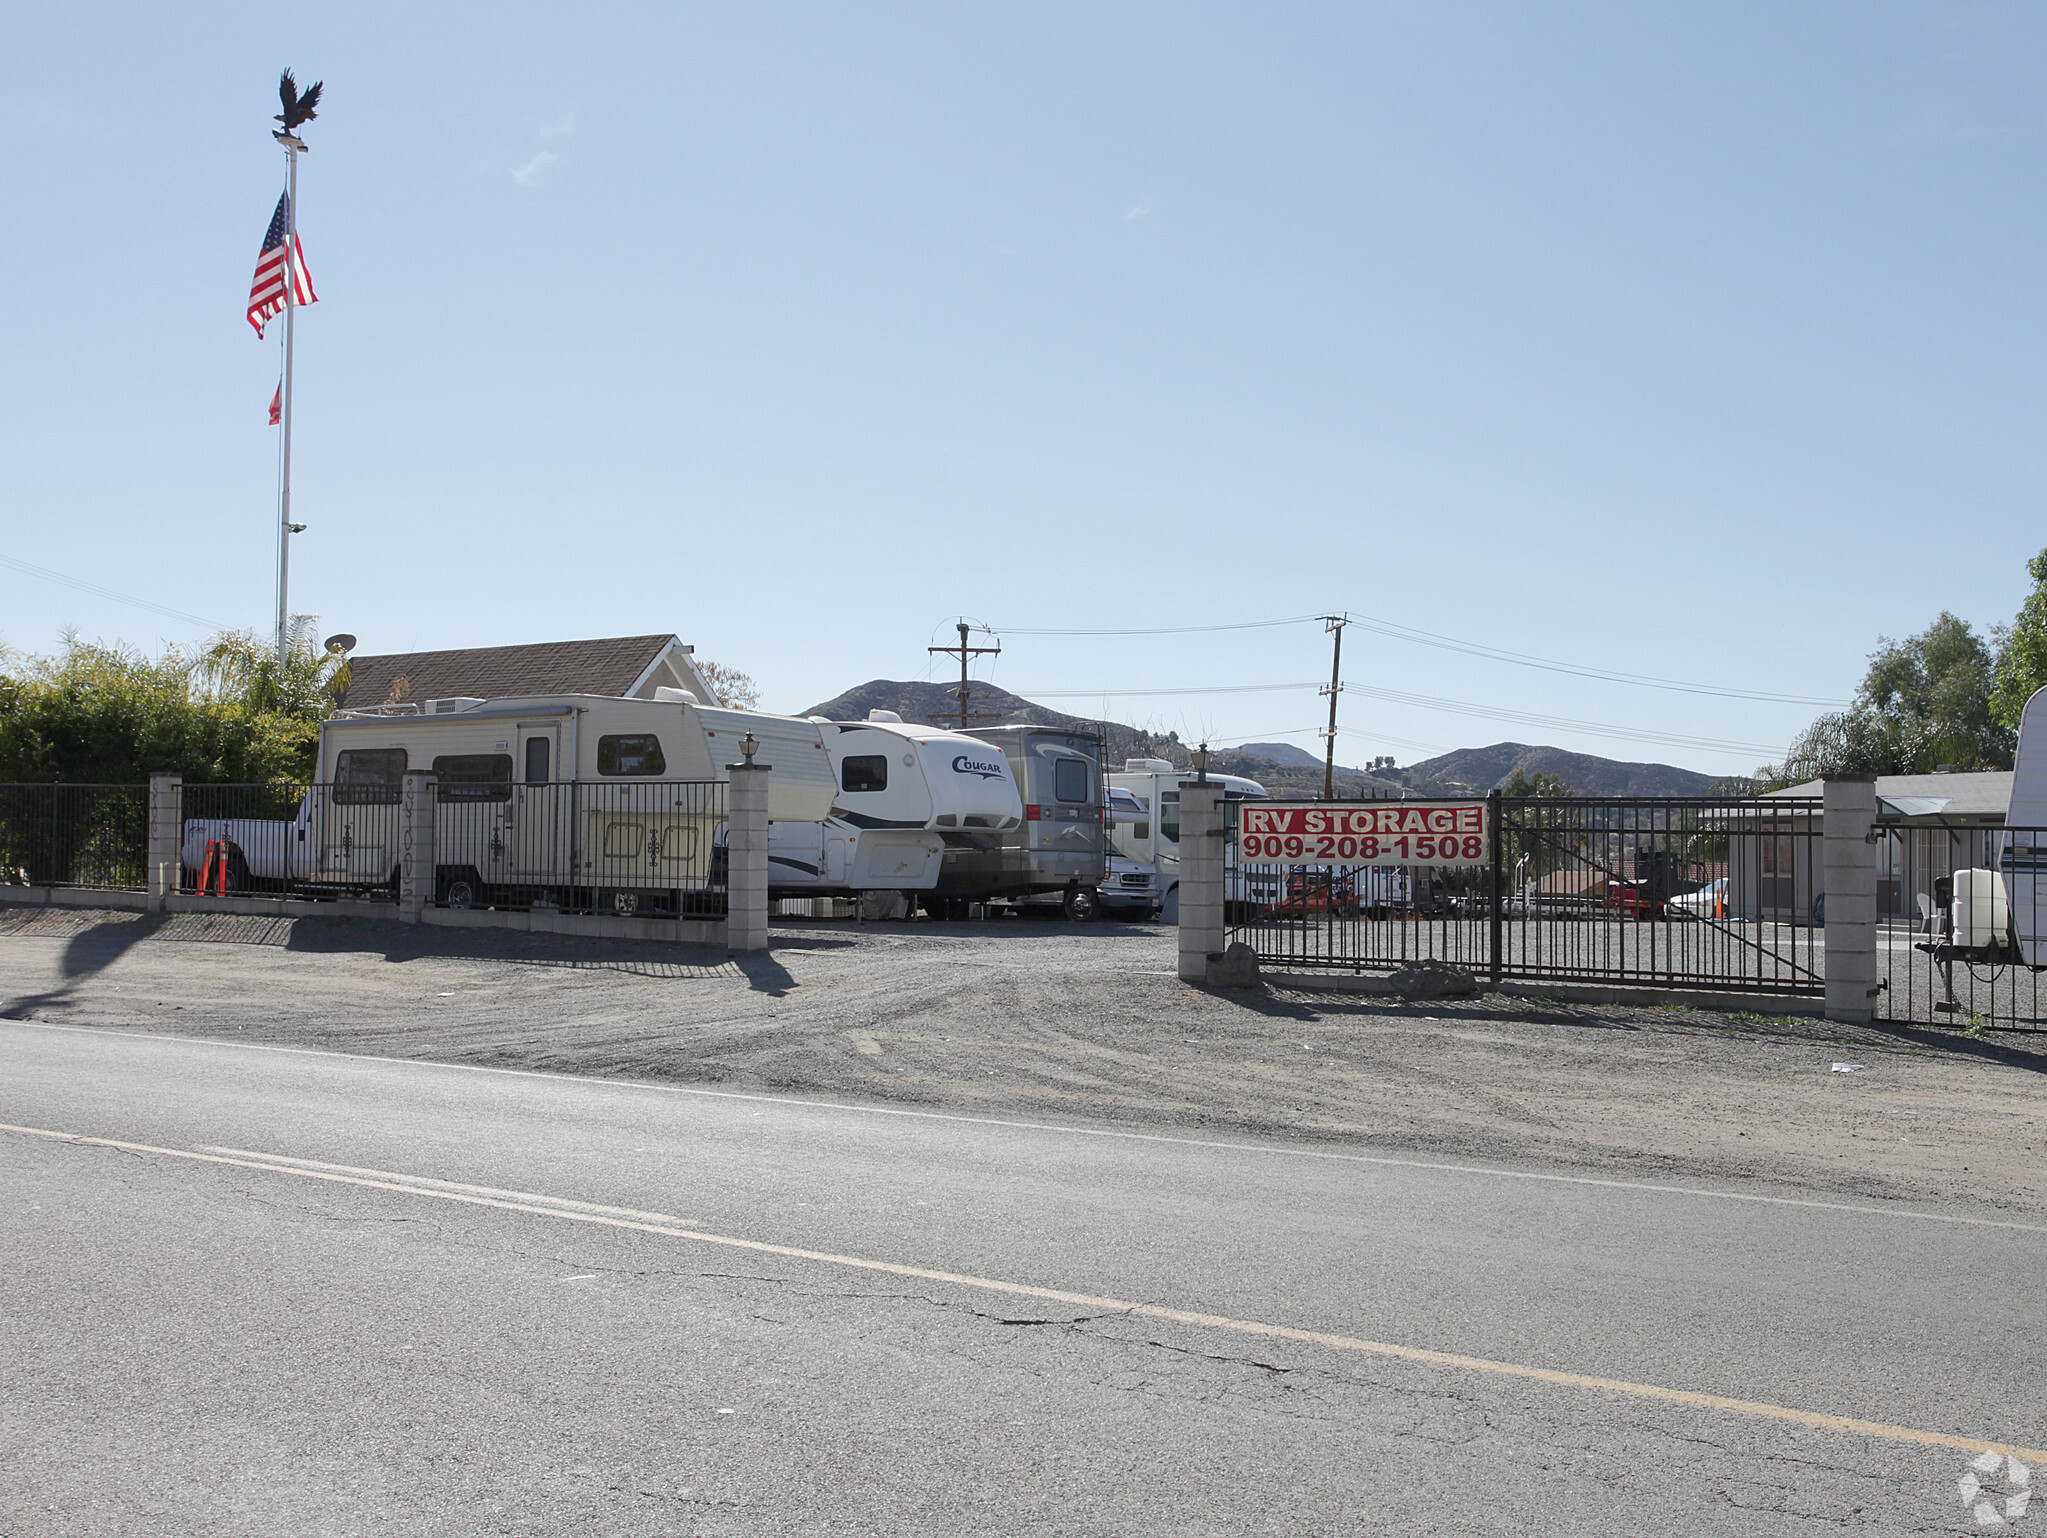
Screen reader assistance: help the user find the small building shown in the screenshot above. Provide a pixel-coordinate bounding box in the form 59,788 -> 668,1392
335,634 -> 724,713
1750,771 -> 2013,927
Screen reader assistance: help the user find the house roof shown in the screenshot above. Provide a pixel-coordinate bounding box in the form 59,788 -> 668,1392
335,635 -> 697,710
1767,770 -> 2013,823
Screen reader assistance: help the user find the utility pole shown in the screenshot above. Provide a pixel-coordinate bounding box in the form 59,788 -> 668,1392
1319,614 -> 1348,799
927,622 -> 1003,730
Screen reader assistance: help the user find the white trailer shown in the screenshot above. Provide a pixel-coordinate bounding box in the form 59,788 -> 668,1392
777,710 -> 1023,896
1105,758 -> 1274,923
180,693 -> 1019,909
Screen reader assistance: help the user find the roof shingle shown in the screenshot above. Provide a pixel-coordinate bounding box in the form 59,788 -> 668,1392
336,635 -> 680,709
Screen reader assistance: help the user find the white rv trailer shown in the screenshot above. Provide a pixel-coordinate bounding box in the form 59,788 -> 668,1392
780,710 -> 1023,895
2003,684 -> 2047,964
1105,758 -> 1274,923
180,693 -> 1019,909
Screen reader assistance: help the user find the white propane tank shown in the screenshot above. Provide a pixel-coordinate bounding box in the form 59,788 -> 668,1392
1952,868 -> 2012,950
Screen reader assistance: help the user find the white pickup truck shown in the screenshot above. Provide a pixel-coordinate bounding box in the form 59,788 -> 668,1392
180,793 -> 337,890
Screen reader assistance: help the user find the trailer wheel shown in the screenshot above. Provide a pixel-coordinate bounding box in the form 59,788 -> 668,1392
1063,886 -> 1102,922
437,867 -> 484,909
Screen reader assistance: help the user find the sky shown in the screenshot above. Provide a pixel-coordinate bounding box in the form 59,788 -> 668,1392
5,1 -> 2046,778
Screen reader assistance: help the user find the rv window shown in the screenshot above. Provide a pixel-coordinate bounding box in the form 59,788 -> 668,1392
1160,791 -> 1180,844
433,754 -> 514,803
333,748 -> 406,805
841,755 -> 888,793
598,734 -> 667,776
524,738 -> 550,784
1054,758 -> 1089,803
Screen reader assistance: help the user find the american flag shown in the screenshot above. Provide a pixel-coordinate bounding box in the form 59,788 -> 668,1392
246,192 -> 317,337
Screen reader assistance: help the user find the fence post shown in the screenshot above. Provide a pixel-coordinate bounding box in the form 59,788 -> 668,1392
728,765 -> 773,958
726,762 -> 771,952
400,771 -> 438,922
1487,788 -> 1504,986
147,773 -> 183,912
1823,773 -> 1879,1025
1177,781 -> 1226,983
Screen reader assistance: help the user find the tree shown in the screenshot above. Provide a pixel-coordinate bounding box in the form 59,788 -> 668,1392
694,659 -> 760,710
1757,612 -> 2012,787
1993,547 -> 2047,730
193,617 -> 349,722
1500,769 -> 1574,798
0,630 -> 331,784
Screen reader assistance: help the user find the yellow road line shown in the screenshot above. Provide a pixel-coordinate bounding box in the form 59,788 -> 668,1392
6,1118 -> 2042,1463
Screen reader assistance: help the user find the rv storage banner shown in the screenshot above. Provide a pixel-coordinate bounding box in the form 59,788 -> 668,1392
1239,802 -> 1488,866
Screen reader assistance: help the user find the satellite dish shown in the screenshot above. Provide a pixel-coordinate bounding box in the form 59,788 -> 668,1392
323,633 -> 357,656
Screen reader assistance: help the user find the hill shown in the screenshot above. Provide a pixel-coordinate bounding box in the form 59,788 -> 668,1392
796,685 -> 1716,798
1399,743 -> 1716,797
1236,741 -> 1361,773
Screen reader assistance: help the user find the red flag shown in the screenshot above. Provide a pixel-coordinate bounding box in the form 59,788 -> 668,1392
268,382 -> 282,425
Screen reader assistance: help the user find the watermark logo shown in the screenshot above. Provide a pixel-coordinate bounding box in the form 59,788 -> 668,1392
1961,1451 -> 2031,1527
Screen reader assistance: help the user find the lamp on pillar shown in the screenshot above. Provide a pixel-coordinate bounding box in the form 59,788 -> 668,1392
741,732 -> 759,762
1195,742 -> 1210,783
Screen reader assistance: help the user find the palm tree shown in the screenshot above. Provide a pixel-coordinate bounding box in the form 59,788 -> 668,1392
194,616 -> 349,721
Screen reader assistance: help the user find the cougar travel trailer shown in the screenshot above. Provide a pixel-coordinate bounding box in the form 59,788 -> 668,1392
1105,758 -> 1274,923
771,711 -> 1024,896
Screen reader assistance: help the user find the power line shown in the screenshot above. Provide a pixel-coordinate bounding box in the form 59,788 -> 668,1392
1015,679 -> 1781,756
993,610 -> 1845,706
0,554 -> 236,634
993,614 -> 1325,637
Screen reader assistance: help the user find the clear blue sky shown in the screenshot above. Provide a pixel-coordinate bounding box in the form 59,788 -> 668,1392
6,2 -> 2044,777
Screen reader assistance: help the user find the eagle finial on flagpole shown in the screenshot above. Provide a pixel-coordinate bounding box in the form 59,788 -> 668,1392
273,69 -> 322,150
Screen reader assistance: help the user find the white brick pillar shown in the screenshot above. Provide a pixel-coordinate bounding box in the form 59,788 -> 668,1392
1177,781 -> 1226,983
1823,773 -> 1879,1025
726,763 -> 771,952
147,773 -> 183,912
400,771 -> 439,922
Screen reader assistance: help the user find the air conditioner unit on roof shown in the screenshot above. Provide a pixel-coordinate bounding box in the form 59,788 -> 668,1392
425,697 -> 485,714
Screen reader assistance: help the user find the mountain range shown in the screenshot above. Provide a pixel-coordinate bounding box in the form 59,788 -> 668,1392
796,680 -> 1719,797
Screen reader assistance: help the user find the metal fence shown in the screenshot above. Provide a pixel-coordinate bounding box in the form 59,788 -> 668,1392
1227,794 -> 1826,996
179,782 -> 400,902
0,784 -> 150,891
177,778 -> 728,916
1878,822 -> 2047,1031
433,778 -> 727,917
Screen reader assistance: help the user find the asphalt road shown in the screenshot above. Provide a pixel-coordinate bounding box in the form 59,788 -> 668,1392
3,1019 -> 2040,1536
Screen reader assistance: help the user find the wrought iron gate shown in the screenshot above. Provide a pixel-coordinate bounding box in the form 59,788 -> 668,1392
1226,793 -> 1825,996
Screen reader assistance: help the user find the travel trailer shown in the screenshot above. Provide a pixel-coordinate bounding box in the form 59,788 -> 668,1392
922,725 -> 1108,919
1105,758 -> 1274,923
778,711 -> 1024,896
180,693 -> 1019,911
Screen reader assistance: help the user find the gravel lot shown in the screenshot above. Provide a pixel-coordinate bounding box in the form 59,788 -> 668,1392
6,904 -> 2047,1216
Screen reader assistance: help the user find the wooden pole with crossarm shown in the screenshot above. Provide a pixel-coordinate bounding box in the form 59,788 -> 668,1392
928,622 -> 1004,730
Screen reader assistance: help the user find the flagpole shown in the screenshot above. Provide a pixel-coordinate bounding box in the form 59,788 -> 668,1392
275,142 -> 299,663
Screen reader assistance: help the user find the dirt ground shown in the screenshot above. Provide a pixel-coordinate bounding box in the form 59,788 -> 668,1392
6,904 -> 2047,1217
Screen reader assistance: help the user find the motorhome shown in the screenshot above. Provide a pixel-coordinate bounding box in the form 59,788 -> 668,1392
922,724 -> 1108,919
180,693 -> 1019,912
1105,758 -> 1274,923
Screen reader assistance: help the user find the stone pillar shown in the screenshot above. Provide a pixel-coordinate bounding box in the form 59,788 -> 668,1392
400,771 -> 438,922
726,763 -> 772,952
1177,781 -> 1226,983
1823,773 -> 1879,1025
147,773 -> 183,912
